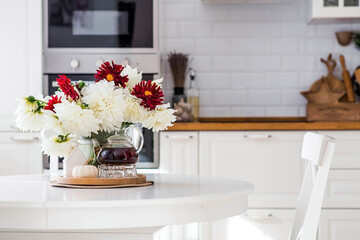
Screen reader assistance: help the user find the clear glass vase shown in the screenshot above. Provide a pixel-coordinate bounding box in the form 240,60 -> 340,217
97,125 -> 144,178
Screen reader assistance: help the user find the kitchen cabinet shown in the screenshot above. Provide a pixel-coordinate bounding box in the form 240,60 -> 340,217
159,130 -> 360,240
159,131 -> 198,175
319,210 -> 360,240
311,0 -> 360,20
0,0 -> 43,175
199,131 -> 304,208
0,132 -> 42,176
0,0 -> 42,131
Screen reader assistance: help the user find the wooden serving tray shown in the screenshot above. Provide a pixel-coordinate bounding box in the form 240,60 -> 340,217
56,174 -> 146,186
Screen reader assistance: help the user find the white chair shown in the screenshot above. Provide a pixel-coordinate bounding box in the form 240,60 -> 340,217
289,132 -> 335,240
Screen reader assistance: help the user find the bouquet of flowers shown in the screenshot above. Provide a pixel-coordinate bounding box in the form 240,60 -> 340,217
15,61 -> 176,159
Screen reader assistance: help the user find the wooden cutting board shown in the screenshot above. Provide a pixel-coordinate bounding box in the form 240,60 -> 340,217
56,174 -> 147,186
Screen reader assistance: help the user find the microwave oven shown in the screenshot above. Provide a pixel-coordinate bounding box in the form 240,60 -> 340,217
43,0 -> 158,54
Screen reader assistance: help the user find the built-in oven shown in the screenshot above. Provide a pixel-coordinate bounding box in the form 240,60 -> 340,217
42,0 -> 160,169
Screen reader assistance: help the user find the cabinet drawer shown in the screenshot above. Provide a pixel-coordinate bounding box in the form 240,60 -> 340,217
203,209 -> 295,240
320,131 -> 360,169
200,131 -> 305,208
323,170 -> 360,208
319,210 -> 360,240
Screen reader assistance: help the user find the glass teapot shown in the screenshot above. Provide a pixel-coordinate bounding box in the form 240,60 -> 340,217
97,125 -> 144,178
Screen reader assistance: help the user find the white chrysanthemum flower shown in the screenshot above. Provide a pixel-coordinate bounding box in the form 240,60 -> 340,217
42,109 -> 66,134
121,65 -> 142,90
142,103 -> 177,132
54,101 -> 100,137
152,78 -> 163,88
81,80 -> 125,132
123,95 -> 147,123
41,134 -> 78,158
15,96 -> 45,131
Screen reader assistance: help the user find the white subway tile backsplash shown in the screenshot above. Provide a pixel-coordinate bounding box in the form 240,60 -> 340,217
265,4 -> 300,21
283,90 -> 307,105
191,56 -> 214,71
230,107 -> 265,117
194,4 -> 230,22
282,22 -> 316,37
230,73 -> 265,88
165,4 -> 195,21
299,38 -> 335,54
265,38 -> 299,54
213,90 -> 247,106
195,39 -> 230,55
265,106 -> 300,116
283,55 -> 317,71
230,39 -> 264,54
199,90 -> 214,106
165,39 -> 195,53
160,0 -> 359,117
213,56 -> 248,71
247,90 -> 282,105
230,5 -> 265,21
212,22 -> 248,38
197,73 -> 231,89
200,107 -> 230,117
265,72 -> 299,88
179,22 -> 211,38
247,22 -> 282,38
248,56 -> 283,71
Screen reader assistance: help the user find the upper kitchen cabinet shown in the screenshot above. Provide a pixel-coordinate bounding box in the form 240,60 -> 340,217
0,0 -> 42,131
311,0 -> 360,20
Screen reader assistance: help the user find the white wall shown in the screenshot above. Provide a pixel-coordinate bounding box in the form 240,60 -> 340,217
159,0 -> 360,117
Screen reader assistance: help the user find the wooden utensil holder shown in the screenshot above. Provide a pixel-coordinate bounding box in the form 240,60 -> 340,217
307,103 -> 360,121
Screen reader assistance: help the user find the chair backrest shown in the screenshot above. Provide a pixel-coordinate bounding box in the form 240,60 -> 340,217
289,132 -> 335,240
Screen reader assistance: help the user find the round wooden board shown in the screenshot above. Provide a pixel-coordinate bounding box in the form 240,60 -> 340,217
49,180 -> 153,189
56,174 -> 146,186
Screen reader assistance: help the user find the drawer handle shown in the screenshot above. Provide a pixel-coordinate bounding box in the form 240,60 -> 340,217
10,125 -> 20,131
244,134 -> 272,139
10,137 -> 40,143
165,135 -> 194,140
244,213 -> 273,220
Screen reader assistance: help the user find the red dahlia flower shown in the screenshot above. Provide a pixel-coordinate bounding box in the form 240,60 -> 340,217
44,95 -> 62,113
56,75 -> 79,101
95,61 -> 129,88
131,81 -> 164,110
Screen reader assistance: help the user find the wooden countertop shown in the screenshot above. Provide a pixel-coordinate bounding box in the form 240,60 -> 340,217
166,117 -> 360,131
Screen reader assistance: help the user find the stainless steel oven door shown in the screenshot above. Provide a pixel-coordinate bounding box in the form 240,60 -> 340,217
42,74 -> 159,169
43,0 -> 158,54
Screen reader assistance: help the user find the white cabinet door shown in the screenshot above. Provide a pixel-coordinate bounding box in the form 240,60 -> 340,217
319,210 -> 360,240
0,0 -> 42,131
199,131 -> 305,208
323,170 -> 360,208
0,132 -> 42,175
320,131 -> 360,169
159,131 -> 198,175
311,0 -> 360,19
201,209 -> 295,240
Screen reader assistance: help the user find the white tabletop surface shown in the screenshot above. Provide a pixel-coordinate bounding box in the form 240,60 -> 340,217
0,174 -> 253,230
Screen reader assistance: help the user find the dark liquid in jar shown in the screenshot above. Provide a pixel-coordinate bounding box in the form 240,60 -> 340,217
97,147 -> 139,165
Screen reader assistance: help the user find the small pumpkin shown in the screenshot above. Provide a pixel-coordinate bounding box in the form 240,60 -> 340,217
72,165 -> 98,178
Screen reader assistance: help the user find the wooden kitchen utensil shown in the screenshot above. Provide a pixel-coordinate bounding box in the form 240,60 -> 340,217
339,55 -> 355,102
301,78 -> 345,104
310,54 -> 345,93
355,68 -> 360,84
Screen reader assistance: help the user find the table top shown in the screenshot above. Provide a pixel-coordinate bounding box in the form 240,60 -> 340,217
0,174 -> 253,230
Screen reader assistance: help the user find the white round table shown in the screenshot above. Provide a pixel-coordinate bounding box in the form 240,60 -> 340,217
0,174 -> 253,239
